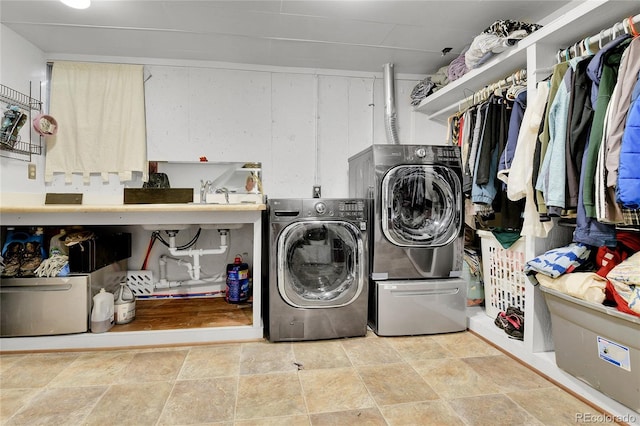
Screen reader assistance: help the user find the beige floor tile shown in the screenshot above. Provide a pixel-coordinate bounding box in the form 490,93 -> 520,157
239,341 -> 297,375
291,340 -> 352,370
309,407 -> 387,425
507,388 -> 619,426
0,331 -> 625,426
340,338 -> 402,366
158,377 -> 237,424
386,335 -> 455,361
115,349 -> 188,383
179,344 -> 241,379
0,353 -> 80,388
357,363 -> 439,406
235,414 -> 311,425
236,372 -> 306,420
410,358 -> 501,399
299,367 -> 375,414
84,381 -> 172,425
48,350 -> 136,387
0,388 -> 39,423
3,386 -> 106,425
463,355 -> 553,392
431,332 -> 501,358
0,354 -> 26,373
447,393 -> 544,425
379,400 -> 466,426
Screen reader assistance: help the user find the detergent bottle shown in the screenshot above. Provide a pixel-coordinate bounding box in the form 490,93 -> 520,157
114,282 -> 136,324
226,255 -> 249,303
91,288 -> 114,333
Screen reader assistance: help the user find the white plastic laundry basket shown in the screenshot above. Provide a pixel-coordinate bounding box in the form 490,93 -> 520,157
477,230 -> 526,319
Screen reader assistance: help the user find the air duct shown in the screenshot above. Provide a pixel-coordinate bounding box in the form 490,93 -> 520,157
383,63 -> 400,144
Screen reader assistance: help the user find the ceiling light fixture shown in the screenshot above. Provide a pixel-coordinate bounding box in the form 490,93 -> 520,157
60,0 -> 91,9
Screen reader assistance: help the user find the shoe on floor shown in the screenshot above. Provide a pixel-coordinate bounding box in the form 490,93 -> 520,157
503,307 -> 524,341
494,311 -> 510,329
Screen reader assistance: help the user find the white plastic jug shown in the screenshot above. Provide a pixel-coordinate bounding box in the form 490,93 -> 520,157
114,282 -> 136,325
91,288 -> 114,333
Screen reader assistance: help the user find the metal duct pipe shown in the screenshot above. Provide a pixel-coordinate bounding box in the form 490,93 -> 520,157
383,63 -> 400,144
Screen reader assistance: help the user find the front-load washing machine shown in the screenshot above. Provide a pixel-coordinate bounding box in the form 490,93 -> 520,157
266,198 -> 370,342
349,144 -> 467,336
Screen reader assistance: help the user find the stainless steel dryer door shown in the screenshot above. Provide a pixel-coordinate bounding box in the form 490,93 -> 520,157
382,165 -> 462,247
277,220 -> 364,308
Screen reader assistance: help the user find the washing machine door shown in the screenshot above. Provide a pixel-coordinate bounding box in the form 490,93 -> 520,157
277,220 -> 364,308
382,165 -> 461,247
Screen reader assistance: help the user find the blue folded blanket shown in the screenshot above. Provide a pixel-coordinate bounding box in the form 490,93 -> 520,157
524,243 -> 591,278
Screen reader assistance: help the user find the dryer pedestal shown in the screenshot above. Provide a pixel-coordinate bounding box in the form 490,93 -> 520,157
369,277 -> 467,336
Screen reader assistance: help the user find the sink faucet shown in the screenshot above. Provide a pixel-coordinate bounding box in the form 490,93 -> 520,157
216,187 -> 230,204
200,180 -> 212,203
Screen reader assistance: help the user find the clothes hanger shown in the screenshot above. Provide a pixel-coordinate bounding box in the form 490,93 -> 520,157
627,16 -> 639,38
598,29 -> 607,49
583,36 -> 595,56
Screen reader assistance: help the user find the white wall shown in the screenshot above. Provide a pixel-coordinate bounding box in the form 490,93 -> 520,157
1,24 -> 446,202
0,25 -> 47,199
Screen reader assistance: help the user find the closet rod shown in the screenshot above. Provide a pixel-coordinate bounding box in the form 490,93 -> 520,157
458,69 -> 526,112
557,13 -> 639,61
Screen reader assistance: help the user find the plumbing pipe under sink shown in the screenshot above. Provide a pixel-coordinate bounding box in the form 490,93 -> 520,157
157,255 -> 225,289
160,229 -> 229,283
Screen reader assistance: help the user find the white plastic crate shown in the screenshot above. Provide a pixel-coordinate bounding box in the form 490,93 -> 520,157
126,270 -> 154,297
477,230 -> 526,319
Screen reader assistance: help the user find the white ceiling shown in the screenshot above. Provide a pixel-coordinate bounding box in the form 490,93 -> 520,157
1,0 -> 577,75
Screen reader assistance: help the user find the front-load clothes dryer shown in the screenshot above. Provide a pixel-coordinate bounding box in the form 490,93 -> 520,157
266,198 -> 370,342
349,144 -> 467,336
349,144 -> 464,280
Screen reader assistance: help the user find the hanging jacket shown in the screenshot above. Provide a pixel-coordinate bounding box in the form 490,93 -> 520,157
538,59 -> 584,215
534,62 -> 569,219
471,100 -> 498,205
565,57 -> 594,210
617,75 -> 640,208
573,134 -> 617,247
475,96 -> 501,186
497,89 -> 527,187
605,37 -> 640,189
582,36 -> 631,218
507,82 -> 553,238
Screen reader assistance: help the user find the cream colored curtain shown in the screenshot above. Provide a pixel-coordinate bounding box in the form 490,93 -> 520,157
46,61 -> 147,183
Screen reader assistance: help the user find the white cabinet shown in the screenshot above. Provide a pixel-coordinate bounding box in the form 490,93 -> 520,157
0,204 -> 266,351
415,1 -> 640,421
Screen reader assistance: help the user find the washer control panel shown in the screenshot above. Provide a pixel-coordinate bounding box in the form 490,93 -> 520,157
305,199 -> 367,220
271,199 -> 369,222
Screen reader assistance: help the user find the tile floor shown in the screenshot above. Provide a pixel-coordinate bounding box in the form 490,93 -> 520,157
0,331 -> 616,425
